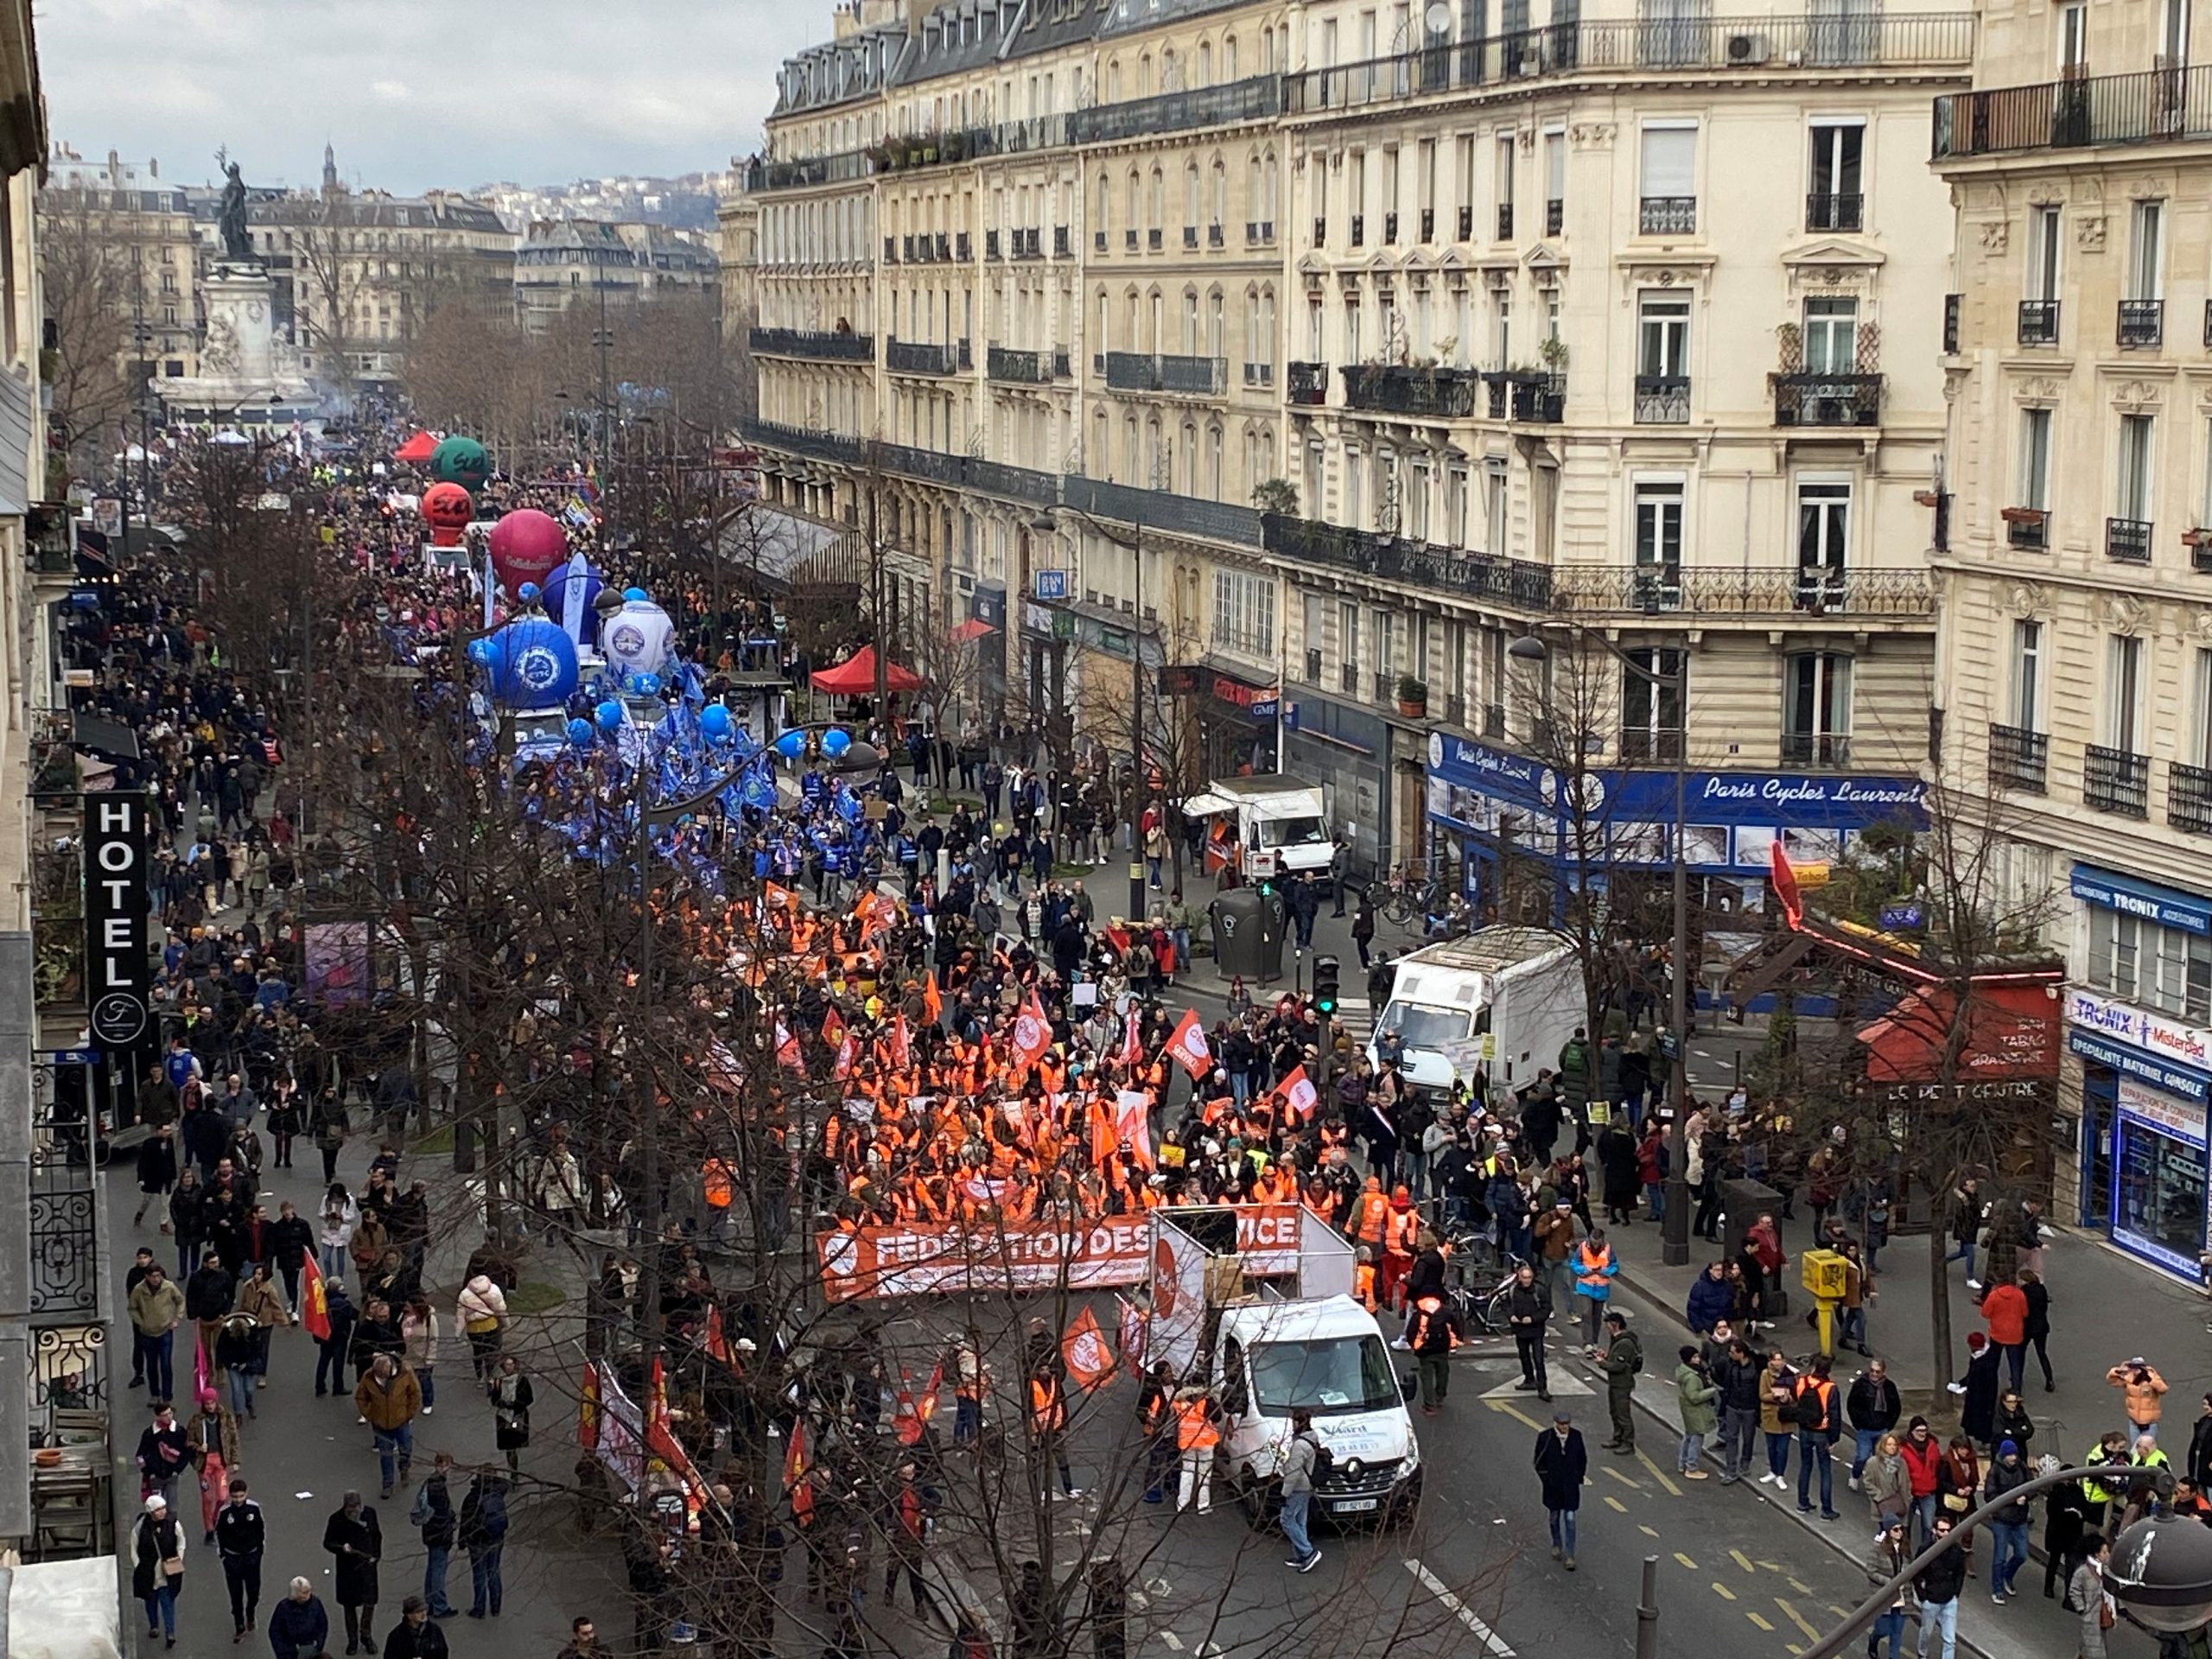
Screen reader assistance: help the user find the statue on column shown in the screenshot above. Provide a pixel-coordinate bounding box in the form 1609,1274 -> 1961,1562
215,150 -> 255,265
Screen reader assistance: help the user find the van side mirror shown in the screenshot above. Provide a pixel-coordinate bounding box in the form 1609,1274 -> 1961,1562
1399,1372 -> 1418,1403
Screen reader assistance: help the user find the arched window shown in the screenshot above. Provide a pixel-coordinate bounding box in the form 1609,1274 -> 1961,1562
1148,168 -> 1165,232
1258,285 -> 1276,368
1107,58 -> 1122,101
1162,47 -> 1178,89
1127,287 -> 1141,350
1185,162 -> 1201,235
1211,158 -> 1228,231
1139,53 -> 1153,95
1262,151 -> 1279,219
1225,35 -> 1239,78
1122,413 -> 1138,476
1183,288 -> 1200,353
1126,168 -> 1141,237
1181,420 -> 1198,492
1208,288 -> 1225,358
1207,425 -> 1224,498
1198,41 -> 1213,84
1245,284 -> 1262,364
1092,409 -> 1109,478
1096,171 -> 1111,240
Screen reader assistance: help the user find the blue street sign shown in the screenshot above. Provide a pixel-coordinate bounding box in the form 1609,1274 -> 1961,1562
1033,569 -> 1068,601
36,1049 -> 100,1065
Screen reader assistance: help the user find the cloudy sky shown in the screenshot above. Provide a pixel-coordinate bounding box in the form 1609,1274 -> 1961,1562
41,0 -> 823,193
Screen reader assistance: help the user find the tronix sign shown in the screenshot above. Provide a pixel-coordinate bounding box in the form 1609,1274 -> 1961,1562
84,791 -> 151,1050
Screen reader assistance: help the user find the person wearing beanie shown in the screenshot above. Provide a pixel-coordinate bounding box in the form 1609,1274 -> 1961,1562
1983,1438 -> 2034,1603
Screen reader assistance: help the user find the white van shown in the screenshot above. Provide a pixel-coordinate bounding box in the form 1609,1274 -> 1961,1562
1368,926 -> 1585,1093
1179,777 -> 1337,883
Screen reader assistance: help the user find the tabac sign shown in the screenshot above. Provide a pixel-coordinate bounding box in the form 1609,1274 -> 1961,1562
84,791 -> 152,1051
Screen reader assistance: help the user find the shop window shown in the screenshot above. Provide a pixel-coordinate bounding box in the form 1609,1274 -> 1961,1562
2087,906 -> 2212,1022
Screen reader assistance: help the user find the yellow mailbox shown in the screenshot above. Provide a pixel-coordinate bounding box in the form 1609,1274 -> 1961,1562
1800,1249 -> 1849,1357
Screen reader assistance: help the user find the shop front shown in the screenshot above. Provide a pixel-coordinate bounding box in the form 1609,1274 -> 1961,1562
1190,663 -> 1279,779
1281,694 -> 1391,879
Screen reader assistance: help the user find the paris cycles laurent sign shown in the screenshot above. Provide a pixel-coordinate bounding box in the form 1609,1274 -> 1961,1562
84,791 -> 152,1051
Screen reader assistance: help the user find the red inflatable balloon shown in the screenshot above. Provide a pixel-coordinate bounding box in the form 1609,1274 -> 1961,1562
487,508 -> 568,594
421,481 -> 474,548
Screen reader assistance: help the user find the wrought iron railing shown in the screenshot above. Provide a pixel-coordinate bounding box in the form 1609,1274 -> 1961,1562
1551,564 -> 1936,617
988,346 -> 1052,385
887,339 -> 962,375
1509,372 -> 1566,422
2005,510 -> 2049,550
1935,62 -> 2212,159
2085,743 -> 2151,817
1633,374 -> 1691,424
2107,516 -> 2153,563
1262,514 -> 1554,608
1943,293 -> 1961,353
1806,192 -> 1864,231
2018,299 -> 2060,344
27,1148 -> 99,1322
1781,733 -> 1852,768
2171,760 -> 2212,835
2118,298 -> 2164,347
1103,352 -> 1227,395
1772,372 -> 1882,427
1989,724 -> 2050,793
1639,196 -> 1698,234
1342,364 -> 1480,417
749,327 -> 874,361
1287,361 -> 1329,406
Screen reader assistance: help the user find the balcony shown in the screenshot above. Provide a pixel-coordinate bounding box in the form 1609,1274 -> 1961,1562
1313,215 -> 1327,247
1053,349 -> 1071,379
1209,223 -> 1225,248
1545,198 -> 1564,236
884,235 -> 898,264
1148,228 -> 1164,251
1351,213 -> 1366,247
1287,361 -> 1329,406
1341,363 -> 1480,418
1781,732 -> 1852,767
2107,516 -> 2153,562
1550,563 -> 1936,619
1262,513 -> 1554,608
1339,660 -> 1362,694
1988,724 -> 2050,792
887,338 -> 962,376
1304,648 -> 1323,683
2118,298 -> 2164,347
1772,372 -> 1882,428
1064,73 -> 1282,146
935,232 -> 951,261
748,327 -> 874,362
1384,212 -> 1400,244
741,148 -> 870,194
2018,300 -> 2060,344
957,232 -> 971,260
1459,205 -> 1474,240
988,346 -> 1052,385
1014,228 -> 1044,259
2084,742 -> 2151,818
1633,374 -> 1690,424
1103,351 -> 1227,395
1806,193 -> 1864,232
1372,671 -> 1400,702
1482,702 -> 1506,739
1943,293 -> 1961,353
1055,226 -> 1071,257
1638,195 -> 1697,234
1936,62 -> 2212,160
1184,225 -> 1200,250
2171,761 -> 2212,835
2004,508 -> 2048,550
1497,203 -> 1514,239
1126,229 -> 1139,251
1508,372 -> 1566,423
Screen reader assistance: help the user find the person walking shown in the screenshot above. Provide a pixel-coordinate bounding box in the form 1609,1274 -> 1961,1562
1980,1272 -> 2030,1395
1674,1346 -> 1717,1479
1864,1431 -> 1912,1535
1277,1407 -> 1323,1573
1793,1355 -> 1843,1521
267,1577 -> 330,1659
2073,1534 -> 2114,1658
132,1492 -> 188,1649
1505,1260 -> 1552,1402
1599,1311 -> 1642,1454
129,1262 -> 186,1403
215,1476 -> 266,1640
1406,1292 -> 1459,1415
458,1466 -> 508,1619
409,1452 -> 460,1619
1715,1338 -> 1764,1485
1982,1439 -> 2033,1605
1913,1515 -> 1966,1659
318,1185 -> 359,1282
1864,1517 -> 1914,1659
380,1594 -> 450,1659
137,1399 -> 191,1506
487,1353 -> 533,1474
1534,1411 -> 1588,1570
401,1298 -> 439,1417
268,1202 -> 313,1315
1572,1227 -> 1618,1351
315,1278 -> 359,1399
1172,1384 -> 1224,1515
2021,1268 -> 2055,1393
354,1353 -> 422,1500
456,1273 -> 507,1381
322,1490 -> 383,1656
1758,1351 -> 1797,1490
135,1122 -> 179,1229
1848,1358 -> 1902,1491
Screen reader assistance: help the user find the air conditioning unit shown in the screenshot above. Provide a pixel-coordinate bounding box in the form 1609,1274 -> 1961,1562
1726,31 -> 1770,64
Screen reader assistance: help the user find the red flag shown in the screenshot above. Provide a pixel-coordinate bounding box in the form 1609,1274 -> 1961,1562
821,1006 -> 846,1046
893,1370 -> 926,1445
1162,1007 -> 1213,1078
1770,840 -> 1804,930
1060,1306 -> 1115,1392
915,1358 -> 944,1423
300,1254 -> 333,1342
784,1415 -> 815,1522
1268,1064 -> 1320,1122
1010,988 -> 1053,1071
704,1303 -> 732,1365
1119,1007 -> 1141,1067
579,1363 -> 601,1450
887,1014 -> 912,1070
831,1030 -> 858,1080
776,1020 -> 804,1072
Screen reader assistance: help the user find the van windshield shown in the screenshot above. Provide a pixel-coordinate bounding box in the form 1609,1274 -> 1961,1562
1248,1334 -> 1402,1416
1376,1001 -> 1471,1052
1254,814 -> 1326,849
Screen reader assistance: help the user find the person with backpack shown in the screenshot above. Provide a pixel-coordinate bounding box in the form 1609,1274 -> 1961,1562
1792,1354 -> 1844,1520
1406,1293 -> 1461,1414
1599,1311 -> 1643,1453
1277,1408 -> 1325,1573
408,1452 -> 459,1618
458,1468 -> 508,1619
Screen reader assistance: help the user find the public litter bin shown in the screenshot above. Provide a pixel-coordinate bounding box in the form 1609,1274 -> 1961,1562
1211,887 -> 1288,981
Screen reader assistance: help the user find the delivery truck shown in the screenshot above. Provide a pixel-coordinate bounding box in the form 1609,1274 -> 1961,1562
1365,925 -> 1585,1094
1178,776 -> 1338,884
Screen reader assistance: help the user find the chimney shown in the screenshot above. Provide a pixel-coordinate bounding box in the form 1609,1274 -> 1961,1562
149,156 -> 159,178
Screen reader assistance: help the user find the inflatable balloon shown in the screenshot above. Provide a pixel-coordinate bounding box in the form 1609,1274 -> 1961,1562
699,703 -> 733,742
595,699 -> 625,735
429,435 -> 492,493
542,558 -> 605,630
622,587 -> 648,603
478,616 -> 579,711
517,582 -> 542,607
421,481 -> 474,547
487,509 -> 567,596
772,729 -> 807,760
820,728 -> 853,760
600,594 -> 675,682
567,718 -> 594,748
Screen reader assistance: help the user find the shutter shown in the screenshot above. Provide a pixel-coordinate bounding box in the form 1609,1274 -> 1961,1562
1639,125 -> 1696,197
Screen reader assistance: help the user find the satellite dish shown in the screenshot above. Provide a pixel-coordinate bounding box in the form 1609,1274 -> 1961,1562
1423,1 -> 1452,32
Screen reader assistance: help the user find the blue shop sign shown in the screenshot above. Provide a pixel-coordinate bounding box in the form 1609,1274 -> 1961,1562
1424,732 -> 1929,831
2069,1027 -> 2212,1106
1033,569 -> 1068,601
2069,864 -> 2212,937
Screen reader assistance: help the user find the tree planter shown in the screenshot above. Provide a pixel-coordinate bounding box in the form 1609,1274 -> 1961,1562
1999,507 -> 2046,525
1396,698 -> 1427,719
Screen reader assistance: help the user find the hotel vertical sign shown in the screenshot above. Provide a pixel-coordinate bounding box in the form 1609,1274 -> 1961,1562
84,791 -> 151,1051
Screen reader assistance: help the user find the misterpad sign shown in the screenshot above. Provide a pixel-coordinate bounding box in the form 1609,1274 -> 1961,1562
84,791 -> 151,1051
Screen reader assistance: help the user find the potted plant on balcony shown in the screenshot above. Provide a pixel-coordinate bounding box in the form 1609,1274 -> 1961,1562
1251,477 -> 1299,518
1395,675 -> 1429,719
1538,334 -> 1569,374
1999,506 -> 2046,525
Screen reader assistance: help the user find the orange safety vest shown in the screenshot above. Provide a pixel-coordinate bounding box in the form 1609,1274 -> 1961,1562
1385,1208 -> 1420,1255
1030,1376 -> 1065,1433
702,1158 -> 734,1210
1357,1192 -> 1390,1243
1352,1262 -> 1378,1312
1173,1397 -> 1221,1452
1573,1240 -> 1614,1293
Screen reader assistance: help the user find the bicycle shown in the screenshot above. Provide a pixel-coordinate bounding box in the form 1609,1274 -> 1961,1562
1378,867 -> 1436,927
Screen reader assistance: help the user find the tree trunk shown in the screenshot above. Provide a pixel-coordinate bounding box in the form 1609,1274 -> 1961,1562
1928,1211 -> 1954,1425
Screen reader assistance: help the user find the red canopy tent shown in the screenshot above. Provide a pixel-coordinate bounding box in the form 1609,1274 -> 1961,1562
393,430 -> 438,463
810,646 -> 921,696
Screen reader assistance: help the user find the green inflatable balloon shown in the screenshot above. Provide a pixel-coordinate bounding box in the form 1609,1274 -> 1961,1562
430,435 -> 491,494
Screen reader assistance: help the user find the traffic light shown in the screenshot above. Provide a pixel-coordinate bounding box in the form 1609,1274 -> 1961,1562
1313,954 -> 1340,1017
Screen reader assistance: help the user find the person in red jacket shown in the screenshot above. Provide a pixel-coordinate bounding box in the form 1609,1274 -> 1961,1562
1980,1272 -> 2031,1395
1899,1414 -> 1943,1550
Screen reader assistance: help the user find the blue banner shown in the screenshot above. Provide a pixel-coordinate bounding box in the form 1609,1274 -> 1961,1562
2069,863 -> 2212,937
2069,1027 -> 2212,1105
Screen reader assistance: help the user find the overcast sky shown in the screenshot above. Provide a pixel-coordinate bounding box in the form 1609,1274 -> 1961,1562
40,0 -> 822,193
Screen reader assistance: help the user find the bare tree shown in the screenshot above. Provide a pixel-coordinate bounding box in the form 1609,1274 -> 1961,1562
36,192 -> 141,479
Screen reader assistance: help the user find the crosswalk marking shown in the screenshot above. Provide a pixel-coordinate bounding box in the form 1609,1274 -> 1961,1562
1405,1559 -> 1516,1658
1746,1612 -> 1776,1632
1604,1496 -> 1630,1513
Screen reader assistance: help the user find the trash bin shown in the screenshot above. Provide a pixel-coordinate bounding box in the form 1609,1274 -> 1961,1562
1210,887 -> 1288,981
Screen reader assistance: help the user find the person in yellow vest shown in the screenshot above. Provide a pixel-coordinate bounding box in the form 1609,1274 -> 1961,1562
1029,1365 -> 1082,1500
1572,1228 -> 1619,1350
1173,1385 -> 1224,1515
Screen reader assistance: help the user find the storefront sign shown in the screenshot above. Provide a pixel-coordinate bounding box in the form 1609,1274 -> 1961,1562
2065,987 -> 2212,1073
2118,1075 -> 2208,1147
2070,865 -> 2212,936
83,791 -> 151,1052
1033,569 -> 1068,601
2068,1028 -> 2212,1106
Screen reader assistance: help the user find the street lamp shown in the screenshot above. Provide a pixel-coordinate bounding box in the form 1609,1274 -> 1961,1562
2106,1509 -> 2212,1632
1033,504 -> 1149,928
1507,629 -> 1694,1268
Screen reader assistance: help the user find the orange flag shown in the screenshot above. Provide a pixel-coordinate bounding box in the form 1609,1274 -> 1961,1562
1011,988 -> 1053,1071
921,969 -> 943,1027
300,1254 -> 332,1342
784,1415 -> 815,1522
1163,1007 -> 1213,1078
1061,1306 -> 1116,1393
579,1363 -> 601,1450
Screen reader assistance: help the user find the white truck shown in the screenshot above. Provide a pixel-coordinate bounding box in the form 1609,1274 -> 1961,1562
1141,1205 -> 1422,1528
1366,925 -> 1586,1095
1179,776 -> 1337,884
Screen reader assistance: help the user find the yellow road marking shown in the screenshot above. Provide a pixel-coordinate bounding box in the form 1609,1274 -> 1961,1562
1789,1647 -> 1805,1656
1637,1449 -> 1684,1497
1775,1599 -> 1821,1642
1675,1553 -> 1699,1571
1485,1398 -> 1546,1432
1827,1606 -> 1850,1619
1758,1561 -> 1786,1572
1604,1495 -> 1630,1513
1731,1550 -> 1756,1574
1639,1524 -> 1661,1537
1746,1612 -> 1775,1632
1600,1465 -> 1642,1491
1789,1578 -> 1811,1595
1712,1582 -> 1738,1602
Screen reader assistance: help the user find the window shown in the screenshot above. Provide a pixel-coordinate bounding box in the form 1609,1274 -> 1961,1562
1484,461 -> 1508,555
2028,205 -> 2063,302
1543,129 -> 1566,232
1446,467 -> 1469,549
1808,119 -> 1865,229
2059,2 -> 2088,69
1210,289 -> 1225,358
1633,480 -> 1684,596
2129,200 -> 2165,301
1408,458 -> 1431,541
1338,600 -> 1361,671
1494,135 -> 1516,232
1638,123 -> 1697,231
1783,652 -> 1853,763
1212,568 -> 1277,656
2019,407 -> 2053,509
1622,647 -> 1685,760
1371,608 -> 1396,683
2118,415 -> 2157,528
2088,907 -> 2212,1020
1344,296 -> 1363,363
1803,296 -> 1857,372
2192,648 -> 2212,769
1492,294 -> 1510,370
1978,620 -> 2031,747
1797,480 -> 1850,604
1183,289 -> 1199,353
2108,633 -> 2146,752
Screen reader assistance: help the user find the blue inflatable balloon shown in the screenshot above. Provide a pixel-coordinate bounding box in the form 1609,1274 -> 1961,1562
567,718 -> 594,748
634,671 -> 662,697
821,728 -> 852,760
699,703 -> 733,741
622,587 -> 648,602
479,616 -> 580,711
517,582 -> 542,607
542,558 -> 605,628
465,637 -> 494,668
772,729 -> 806,760
595,699 -> 624,735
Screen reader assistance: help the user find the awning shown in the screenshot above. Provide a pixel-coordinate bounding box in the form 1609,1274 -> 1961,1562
810,645 -> 922,696
947,617 -> 995,644
1858,979 -> 2060,1084
1179,787 -> 1241,817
